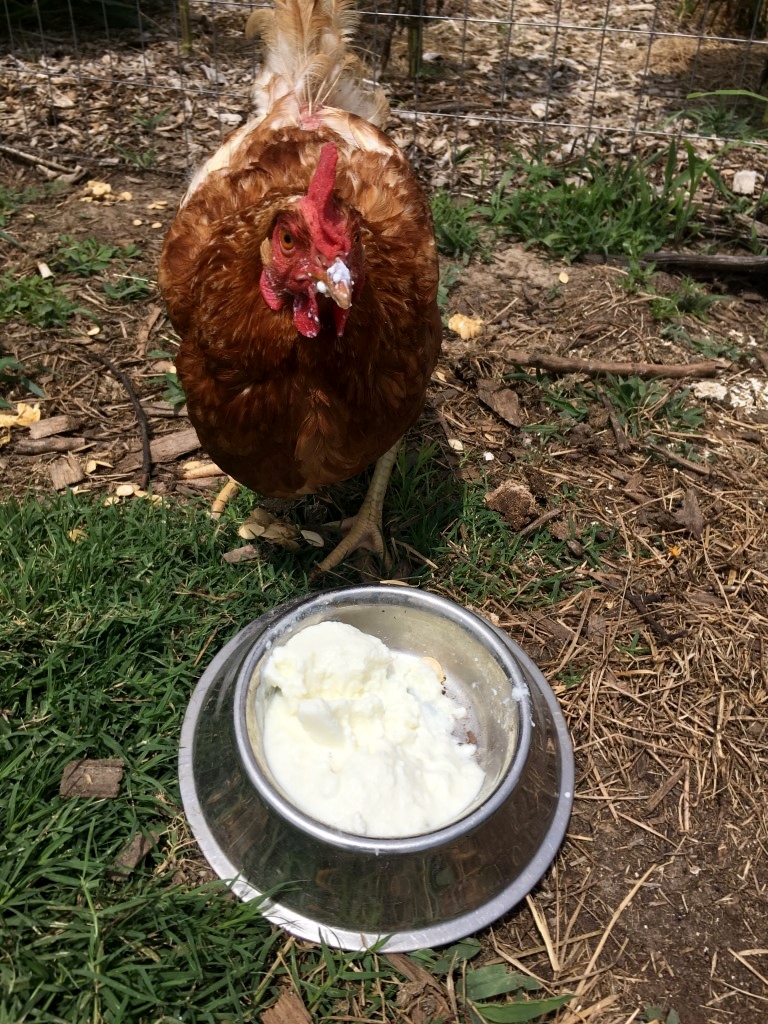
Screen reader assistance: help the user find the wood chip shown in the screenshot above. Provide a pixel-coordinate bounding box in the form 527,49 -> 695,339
645,764 -> 687,812
117,426 -> 200,472
476,381 -> 525,427
107,829 -> 162,881
49,454 -> 85,490
135,303 -> 163,358
385,953 -> 452,1024
262,989 -> 313,1024
16,436 -> 84,455
141,401 -> 188,419
28,414 -> 81,440
60,758 -> 124,799
222,543 -> 260,564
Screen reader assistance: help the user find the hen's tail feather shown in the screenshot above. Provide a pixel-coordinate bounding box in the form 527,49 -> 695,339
246,0 -> 389,128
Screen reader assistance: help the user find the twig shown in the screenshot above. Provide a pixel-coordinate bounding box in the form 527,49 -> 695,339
85,352 -> 152,489
644,441 -> 711,477
583,251 -> 768,274
622,589 -> 688,647
526,895 -> 560,973
519,506 -> 562,537
0,141 -> 83,179
502,349 -> 727,379
597,387 -> 631,454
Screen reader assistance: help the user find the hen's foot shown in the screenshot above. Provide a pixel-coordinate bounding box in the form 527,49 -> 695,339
210,477 -> 239,519
314,443 -> 400,574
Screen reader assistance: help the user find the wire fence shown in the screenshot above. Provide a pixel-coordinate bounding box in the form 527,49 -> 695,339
1,1 -> 767,197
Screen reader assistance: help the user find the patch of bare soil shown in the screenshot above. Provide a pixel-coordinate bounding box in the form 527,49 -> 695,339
2,155 -> 767,1023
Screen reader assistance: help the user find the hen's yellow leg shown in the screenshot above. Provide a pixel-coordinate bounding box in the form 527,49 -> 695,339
315,443 -> 400,573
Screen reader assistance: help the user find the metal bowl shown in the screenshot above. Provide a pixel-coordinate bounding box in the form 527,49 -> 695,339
179,585 -> 573,951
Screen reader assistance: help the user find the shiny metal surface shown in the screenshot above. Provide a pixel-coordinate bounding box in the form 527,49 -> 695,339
179,585 -> 574,951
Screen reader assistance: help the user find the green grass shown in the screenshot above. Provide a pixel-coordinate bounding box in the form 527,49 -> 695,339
512,371 -> 705,445
0,355 -> 45,408
649,276 -> 721,323
0,482 -> 587,1023
0,275 -> 85,328
0,183 -> 55,227
484,141 -> 730,261
431,140 -> 739,265
430,191 -> 485,260
50,235 -> 142,277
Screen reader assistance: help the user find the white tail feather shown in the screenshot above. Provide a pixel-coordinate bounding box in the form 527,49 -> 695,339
246,0 -> 389,128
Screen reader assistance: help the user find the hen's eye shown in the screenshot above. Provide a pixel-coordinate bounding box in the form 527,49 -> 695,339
279,229 -> 295,251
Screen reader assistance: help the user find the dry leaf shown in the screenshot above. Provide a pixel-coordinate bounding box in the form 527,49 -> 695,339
222,544 -> 260,564
300,529 -> 325,547
0,402 -> 41,429
262,989 -> 313,1024
68,528 -> 87,542
261,522 -> 301,551
448,312 -> 484,341
674,488 -> 705,539
476,381 -> 525,427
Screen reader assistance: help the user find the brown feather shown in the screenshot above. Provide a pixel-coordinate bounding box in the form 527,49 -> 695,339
159,2 -> 440,502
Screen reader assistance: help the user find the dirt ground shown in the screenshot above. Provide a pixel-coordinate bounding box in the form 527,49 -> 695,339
1,160 -> 767,1023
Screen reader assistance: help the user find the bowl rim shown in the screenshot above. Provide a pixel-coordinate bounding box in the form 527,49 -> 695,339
232,585 -> 533,851
178,584 -> 575,951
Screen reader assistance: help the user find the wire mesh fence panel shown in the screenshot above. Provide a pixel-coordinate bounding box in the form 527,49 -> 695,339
1,0 -> 766,194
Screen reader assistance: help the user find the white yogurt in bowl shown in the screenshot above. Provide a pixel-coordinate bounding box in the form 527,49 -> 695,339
261,621 -> 485,837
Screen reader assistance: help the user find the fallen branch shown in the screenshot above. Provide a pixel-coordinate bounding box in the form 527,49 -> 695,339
501,349 -> 727,379
0,141 -> 84,180
584,250 -> 768,274
85,352 -> 152,489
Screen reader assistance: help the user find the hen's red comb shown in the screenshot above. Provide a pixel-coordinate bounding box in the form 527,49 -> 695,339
306,143 -> 338,212
300,144 -> 348,256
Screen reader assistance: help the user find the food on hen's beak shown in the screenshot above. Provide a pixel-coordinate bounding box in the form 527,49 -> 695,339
315,256 -> 352,309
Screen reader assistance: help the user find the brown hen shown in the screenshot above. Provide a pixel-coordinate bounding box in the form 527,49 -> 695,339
159,0 -> 441,571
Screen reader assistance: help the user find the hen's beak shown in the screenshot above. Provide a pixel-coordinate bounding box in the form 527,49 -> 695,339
314,257 -> 352,309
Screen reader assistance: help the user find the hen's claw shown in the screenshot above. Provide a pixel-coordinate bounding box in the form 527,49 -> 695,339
314,443 -> 399,573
